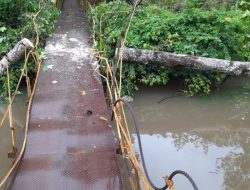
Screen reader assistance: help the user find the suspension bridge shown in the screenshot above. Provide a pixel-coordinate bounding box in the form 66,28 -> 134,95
0,0 -> 198,190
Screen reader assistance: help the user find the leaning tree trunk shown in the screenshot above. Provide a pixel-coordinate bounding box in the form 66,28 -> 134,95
116,47 -> 250,75
0,38 -> 34,77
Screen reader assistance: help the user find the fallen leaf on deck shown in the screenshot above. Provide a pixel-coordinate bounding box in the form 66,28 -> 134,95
47,64 -> 54,69
52,80 -> 58,84
99,116 -> 108,122
80,90 -> 86,96
43,65 -> 54,72
43,65 -> 48,72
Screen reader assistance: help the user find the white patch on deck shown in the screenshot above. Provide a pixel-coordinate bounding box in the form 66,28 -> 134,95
44,33 -> 101,83
44,33 -> 93,63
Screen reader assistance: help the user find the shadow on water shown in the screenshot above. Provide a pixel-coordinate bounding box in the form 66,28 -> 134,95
0,90 -> 27,186
126,76 -> 250,190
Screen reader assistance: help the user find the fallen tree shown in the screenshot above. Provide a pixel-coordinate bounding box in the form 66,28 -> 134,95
0,38 -> 34,77
116,47 -> 250,75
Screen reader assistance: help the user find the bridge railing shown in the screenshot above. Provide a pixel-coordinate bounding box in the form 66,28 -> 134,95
0,10 -> 42,189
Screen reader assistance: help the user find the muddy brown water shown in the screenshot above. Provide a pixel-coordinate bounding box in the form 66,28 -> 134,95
127,77 -> 250,190
0,92 -> 27,187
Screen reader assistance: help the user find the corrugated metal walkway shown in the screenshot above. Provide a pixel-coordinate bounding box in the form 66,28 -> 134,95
9,0 -> 122,189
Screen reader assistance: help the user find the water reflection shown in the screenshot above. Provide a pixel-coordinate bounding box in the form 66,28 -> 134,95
128,76 -> 250,190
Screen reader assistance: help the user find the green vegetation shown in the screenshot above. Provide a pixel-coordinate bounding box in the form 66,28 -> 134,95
0,0 -> 60,99
89,0 -> 250,96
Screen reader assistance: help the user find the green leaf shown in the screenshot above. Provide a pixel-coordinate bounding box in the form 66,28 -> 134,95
0,26 -> 7,32
242,10 -> 250,18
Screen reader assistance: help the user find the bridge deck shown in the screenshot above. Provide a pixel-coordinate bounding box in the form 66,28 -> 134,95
10,0 -> 122,189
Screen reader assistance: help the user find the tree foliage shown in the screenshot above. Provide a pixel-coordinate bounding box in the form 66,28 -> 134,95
0,0 -> 60,99
89,0 -> 250,96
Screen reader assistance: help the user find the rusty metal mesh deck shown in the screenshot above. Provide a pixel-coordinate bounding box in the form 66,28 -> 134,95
9,0 -> 122,189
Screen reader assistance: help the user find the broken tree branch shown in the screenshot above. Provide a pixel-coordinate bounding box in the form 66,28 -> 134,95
0,38 -> 34,77
116,47 -> 250,75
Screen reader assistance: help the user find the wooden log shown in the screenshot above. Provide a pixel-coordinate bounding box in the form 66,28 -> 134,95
0,38 -> 34,77
116,47 -> 250,75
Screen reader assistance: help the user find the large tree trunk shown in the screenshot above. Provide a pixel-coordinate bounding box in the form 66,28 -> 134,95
116,47 -> 250,75
0,38 -> 34,77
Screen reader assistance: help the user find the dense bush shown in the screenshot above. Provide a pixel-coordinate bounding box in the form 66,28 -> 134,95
89,0 -> 250,96
0,0 -> 60,99
143,0 -> 236,11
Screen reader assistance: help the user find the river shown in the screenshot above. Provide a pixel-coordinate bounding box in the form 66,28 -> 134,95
0,91 -> 27,187
128,76 -> 250,190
